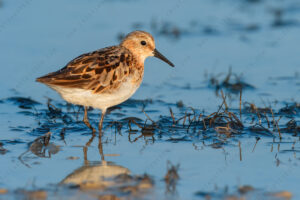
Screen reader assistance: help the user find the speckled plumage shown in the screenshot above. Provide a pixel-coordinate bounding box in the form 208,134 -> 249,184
37,46 -> 142,94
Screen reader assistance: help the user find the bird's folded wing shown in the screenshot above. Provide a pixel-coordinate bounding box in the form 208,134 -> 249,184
36,46 -> 133,94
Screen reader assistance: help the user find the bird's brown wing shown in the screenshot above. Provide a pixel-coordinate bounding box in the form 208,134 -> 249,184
36,46 -> 134,94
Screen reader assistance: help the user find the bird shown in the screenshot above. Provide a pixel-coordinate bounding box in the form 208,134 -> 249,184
36,30 -> 174,133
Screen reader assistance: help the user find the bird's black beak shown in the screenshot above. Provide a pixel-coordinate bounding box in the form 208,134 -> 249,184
153,49 -> 175,67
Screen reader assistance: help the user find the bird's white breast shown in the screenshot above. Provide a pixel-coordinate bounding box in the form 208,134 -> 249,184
50,78 -> 141,111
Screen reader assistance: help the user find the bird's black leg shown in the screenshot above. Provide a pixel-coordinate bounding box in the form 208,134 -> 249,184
83,106 -> 96,133
98,109 -> 106,134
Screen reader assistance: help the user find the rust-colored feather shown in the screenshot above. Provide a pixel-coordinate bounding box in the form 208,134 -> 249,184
36,46 -> 136,94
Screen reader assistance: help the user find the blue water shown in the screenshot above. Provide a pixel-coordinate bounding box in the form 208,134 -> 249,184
0,0 -> 300,199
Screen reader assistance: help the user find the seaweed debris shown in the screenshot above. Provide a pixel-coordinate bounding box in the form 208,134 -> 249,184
207,67 -> 255,94
164,161 -> 180,195
195,184 -> 292,200
18,132 -> 60,168
3,92 -> 299,150
0,142 -> 8,155
4,97 -> 41,109
270,8 -> 300,28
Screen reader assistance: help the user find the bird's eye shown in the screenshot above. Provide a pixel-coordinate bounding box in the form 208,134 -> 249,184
140,41 -> 147,45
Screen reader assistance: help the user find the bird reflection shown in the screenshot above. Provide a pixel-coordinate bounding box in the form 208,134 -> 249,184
61,133 -> 153,196
61,134 -> 130,188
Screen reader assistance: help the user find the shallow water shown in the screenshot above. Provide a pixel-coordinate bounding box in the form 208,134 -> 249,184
0,0 -> 300,199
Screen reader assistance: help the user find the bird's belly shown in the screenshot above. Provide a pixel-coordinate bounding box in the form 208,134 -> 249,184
51,80 -> 141,111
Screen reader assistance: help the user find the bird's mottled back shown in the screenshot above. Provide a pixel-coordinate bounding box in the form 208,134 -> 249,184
36,46 -> 138,94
